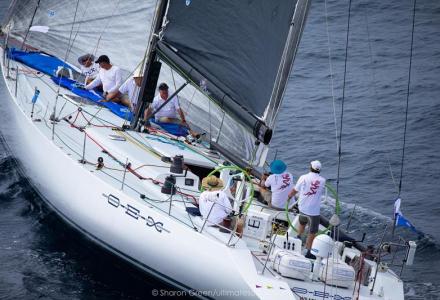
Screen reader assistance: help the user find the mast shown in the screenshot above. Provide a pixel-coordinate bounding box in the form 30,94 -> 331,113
131,0 -> 169,130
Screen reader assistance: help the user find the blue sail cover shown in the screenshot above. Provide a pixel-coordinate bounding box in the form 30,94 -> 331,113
8,48 -> 132,120
8,48 -> 74,76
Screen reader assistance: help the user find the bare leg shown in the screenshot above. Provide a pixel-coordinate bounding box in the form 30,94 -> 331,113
305,233 -> 316,250
298,223 -> 305,236
119,97 -> 132,109
106,91 -> 119,101
157,117 -> 181,124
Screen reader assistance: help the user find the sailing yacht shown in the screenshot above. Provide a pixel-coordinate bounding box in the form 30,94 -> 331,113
0,0 -> 415,299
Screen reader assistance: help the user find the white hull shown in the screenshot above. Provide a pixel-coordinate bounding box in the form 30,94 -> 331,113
0,48 -> 406,300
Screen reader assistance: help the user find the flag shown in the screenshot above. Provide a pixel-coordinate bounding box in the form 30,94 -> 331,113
395,213 -> 418,232
394,198 -> 418,233
31,89 -> 40,104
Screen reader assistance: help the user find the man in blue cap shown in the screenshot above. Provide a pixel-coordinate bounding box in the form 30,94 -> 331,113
260,160 -> 295,210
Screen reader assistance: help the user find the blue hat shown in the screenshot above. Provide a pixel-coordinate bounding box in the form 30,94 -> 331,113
270,160 -> 287,174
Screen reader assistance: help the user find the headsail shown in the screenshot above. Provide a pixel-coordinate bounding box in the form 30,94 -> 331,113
4,0 -> 156,76
155,0 -> 310,143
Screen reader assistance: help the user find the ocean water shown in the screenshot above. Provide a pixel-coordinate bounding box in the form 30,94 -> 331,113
1,0 -> 439,299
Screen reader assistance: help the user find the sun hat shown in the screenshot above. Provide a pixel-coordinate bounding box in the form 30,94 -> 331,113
77,53 -> 94,65
270,160 -> 287,174
201,175 -> 224,191
311,160 -> 322,172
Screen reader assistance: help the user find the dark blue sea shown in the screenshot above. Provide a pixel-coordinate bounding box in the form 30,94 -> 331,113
1,0 -> 439,299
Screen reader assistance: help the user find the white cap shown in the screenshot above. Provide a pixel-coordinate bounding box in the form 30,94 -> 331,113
311,160 -> 322,171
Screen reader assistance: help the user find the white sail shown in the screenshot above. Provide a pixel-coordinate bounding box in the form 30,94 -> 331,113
6,0 -> 155,76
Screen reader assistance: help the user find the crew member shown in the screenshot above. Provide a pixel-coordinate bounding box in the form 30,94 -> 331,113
85,55 -> 123,102
198,176 -> 232,226
260,160 -> 295,210
77,53 -> 99,85
117,67 -> 143,110
144,82 -> 187,125
288,160 -> 326,259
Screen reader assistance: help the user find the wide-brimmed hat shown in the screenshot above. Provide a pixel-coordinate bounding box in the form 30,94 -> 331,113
77,53 -> 94,65
201,175 -> 224,191
270,160 -> 287,174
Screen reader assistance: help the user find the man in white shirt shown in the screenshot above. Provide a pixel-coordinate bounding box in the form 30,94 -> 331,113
198,176 -> 232,226
143,82 -> 188,125
77,54 -> 99,85
85,55 -> 123,103
117,69 -> 142,111
260,160 -> 295,210
288,160 -> 326,259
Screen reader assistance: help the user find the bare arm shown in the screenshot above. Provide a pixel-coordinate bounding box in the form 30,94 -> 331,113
178,108 -> 187,124
288,188 -> 298,199
143,105 -> 153,121
260,173 -> 269,188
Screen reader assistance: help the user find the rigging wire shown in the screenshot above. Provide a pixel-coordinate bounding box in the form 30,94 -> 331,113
398,0 -> 417,197
68,0 -> 90,45
324,0 -> 339,152
51,0 -> 81,140
386,153 -> 399,194
92,0 -> 122,56
364,1 -> 400,192
20,0 -> 41,50
336,0 -> 353,195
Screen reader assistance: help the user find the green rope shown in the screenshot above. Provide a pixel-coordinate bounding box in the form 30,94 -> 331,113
285,182 -> 341,236
325,182 -> 341,215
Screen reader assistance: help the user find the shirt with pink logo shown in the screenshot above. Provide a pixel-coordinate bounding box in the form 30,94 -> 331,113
295,172 -> 326,216
264,172 -> 295,209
